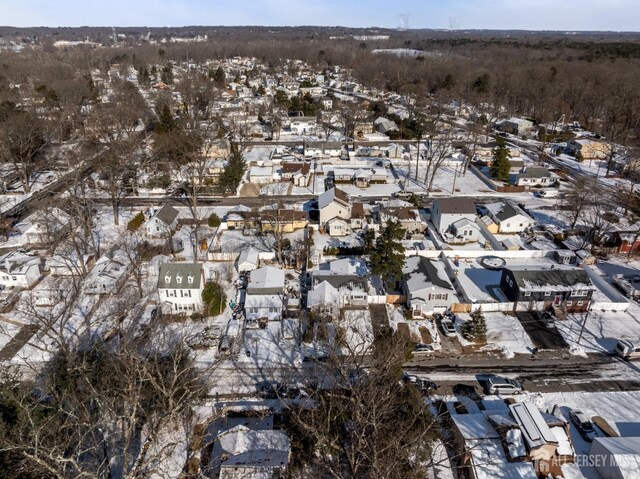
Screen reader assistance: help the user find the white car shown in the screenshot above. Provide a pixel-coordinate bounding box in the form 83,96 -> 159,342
440,318 -> 457,337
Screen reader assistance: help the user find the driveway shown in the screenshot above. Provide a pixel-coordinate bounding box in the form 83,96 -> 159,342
516,312 -> 569,350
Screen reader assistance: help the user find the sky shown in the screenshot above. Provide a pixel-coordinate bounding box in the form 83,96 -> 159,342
0,0 -> 638,31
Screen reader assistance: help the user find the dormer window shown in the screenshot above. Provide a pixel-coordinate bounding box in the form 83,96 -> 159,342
176,274 -> 183,284
188,273 -> 194,285
164,274 -> 171,284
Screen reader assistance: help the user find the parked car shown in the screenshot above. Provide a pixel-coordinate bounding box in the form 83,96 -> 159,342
537,189 -> 559,199
393,190 -> 413,198
569,409 -> 596,442
413,343 -> 435,355
485,376 -> 524,395
440,318 -> 457,337
401,372 -> 439,393
536,311 -> 556,328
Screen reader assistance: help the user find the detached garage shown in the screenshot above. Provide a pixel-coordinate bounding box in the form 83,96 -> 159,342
589,436 -> 640,479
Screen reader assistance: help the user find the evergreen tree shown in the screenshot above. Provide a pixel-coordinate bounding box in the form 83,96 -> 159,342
154,103 -> 178,134
370,220 -> 406,289
462,308 -> 487,342
217,142 -> 246,195
490,136 -> 511,181
161,63 -> 174,84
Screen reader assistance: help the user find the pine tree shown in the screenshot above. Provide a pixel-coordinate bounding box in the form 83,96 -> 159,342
462,308 -> 487,342
490,136 -> 511,181
217,142 -> 246,195
370,220 -> 406,289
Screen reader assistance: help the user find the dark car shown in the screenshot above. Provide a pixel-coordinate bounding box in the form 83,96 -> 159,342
569,409 -> 596,442
536,311 -> 556,329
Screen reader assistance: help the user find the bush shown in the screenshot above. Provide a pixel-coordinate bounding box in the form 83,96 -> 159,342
127,212 -> 145,231
208,213 -> 221,228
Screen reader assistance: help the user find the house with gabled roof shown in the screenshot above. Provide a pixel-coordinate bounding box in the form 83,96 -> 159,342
144,204 -> 179,239
431,197 -> 477,236
307,258 -> 370,313
500,265 -> 596,313
318,187 -> 351,232
512,167 -> 558,187
245,266 -> 285,321
484,201 -> 535,234
402,256 -> 456,317
280,162 -> 311,187
157,262 -> 205,313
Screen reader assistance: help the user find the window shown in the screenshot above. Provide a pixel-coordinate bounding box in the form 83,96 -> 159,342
429,293 -> 447,301
524,291 -> 531,297
577,300 -> 584,306
187,290 -> 192,298
176,275 -> 182,284
11,276 -> 16,281
506,277 -> 513,287
188,274 -> 194,284
544,291 -> 551,297
164,274 -> 171,284
566,300 -> 573,306
269,307 -> 278,313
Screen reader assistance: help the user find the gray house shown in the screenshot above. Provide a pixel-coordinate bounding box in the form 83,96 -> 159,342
500,266 -> 596,313
402,256 -> 456,317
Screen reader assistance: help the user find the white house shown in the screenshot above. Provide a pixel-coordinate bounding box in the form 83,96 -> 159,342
157,262 -> 205,313
326,217 -> 350,237
236,248 -> 260,272
513,167 -> 558,187
307,258 -> 370,313
289,116 -> 317,135
485,201 -> 536,234
318,187 -> 351,230
24,207 -> 71,245
496,117 -> 534,136
0,251 -> 42,292
402,256 -> 456,317
249,165 -> 274,184
446,218 -> 481,244
144,204 -> 179,239
212,425 -> 291,479
245,266 -> 285,321
431,197 -> 477,236
304,141 -> 342,158
84,251 -> 132,295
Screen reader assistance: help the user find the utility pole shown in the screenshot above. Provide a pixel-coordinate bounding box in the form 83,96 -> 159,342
577,303 -> 591,346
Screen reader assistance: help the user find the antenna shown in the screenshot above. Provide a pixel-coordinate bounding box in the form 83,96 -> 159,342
449,17 -> 460,31
111,26 -> 117,45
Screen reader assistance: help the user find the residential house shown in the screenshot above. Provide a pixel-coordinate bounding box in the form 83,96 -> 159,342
374,117 -> 398,135
280,162 -> 311,187
320,96 -> 333,109
484,201 -> 536,234
236,248 -> 260,273
0,251 -> 42,291
326,217 -> 351,237
609,231 -> 640,255
84,251 -> 132,295
157,262 -> 205,314
248,165 -> 274,184
512,167 -> 558,187
245,266 -> 285,321
318,187 -> 351,231
445,218 -> 481,244
496,117 -> 534,136
566,137 -> 609,160
350,202 -> 377,232
307,258 -> 370,313
203,138 -> 231,158
354,120 -> 374,139
589,437 -> 640,479
380,207 -> 425,235
144,204 -> 179,239
24,207 -> 72,245
211,425 -> 291,479
226,209 -> 307,234
402,256 -> 456,317
289,116 -> 317,135
304,141 -> 342,158
431,197 -> 477,236
500,265 -> 596,313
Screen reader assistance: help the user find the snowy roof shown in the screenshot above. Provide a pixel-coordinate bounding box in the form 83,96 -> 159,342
319,257 -> 368,275
238,248 -> 260,266
307,281 -> 338,307
245,294 -> 284,309
318,187 -> 349,209
506,428 -> 527,459
451,414 -> 499,441
250,166 -> 273,177
505,266 -> 595,293
468,439 -> 537,479
217,425 -> 290,468
403,256 -> 454,293
550,427 -> 573,456
509,402 -> 558,449
248,266 -> 285,294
